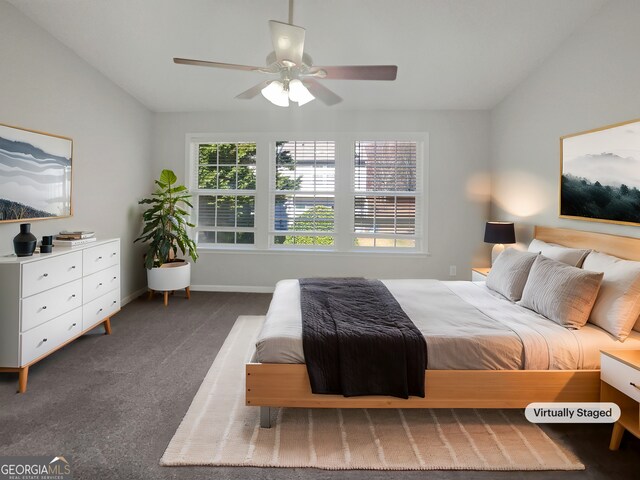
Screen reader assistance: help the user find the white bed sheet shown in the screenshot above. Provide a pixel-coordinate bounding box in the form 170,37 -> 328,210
255,279 -> 640,369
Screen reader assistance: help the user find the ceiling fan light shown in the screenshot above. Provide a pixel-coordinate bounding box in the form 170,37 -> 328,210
261,81 -> 289,107
288,79 -> 315,106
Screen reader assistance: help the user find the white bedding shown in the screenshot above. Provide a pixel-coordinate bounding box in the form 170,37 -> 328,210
255,279 -> 640,369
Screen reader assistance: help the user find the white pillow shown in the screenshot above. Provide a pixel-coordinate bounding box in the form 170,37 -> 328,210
519,255 -> 603,329
485,248 -> 538,301
528,238 -> 590,267
582,251 -> 640,340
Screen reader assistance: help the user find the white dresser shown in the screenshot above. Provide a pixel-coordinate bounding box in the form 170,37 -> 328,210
0,238 -> 121,393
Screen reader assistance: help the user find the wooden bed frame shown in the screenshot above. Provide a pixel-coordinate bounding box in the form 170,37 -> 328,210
246,226 -> 640,427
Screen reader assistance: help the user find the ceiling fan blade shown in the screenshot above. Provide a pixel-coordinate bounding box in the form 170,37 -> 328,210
235,81 -> 271,99
174,57 -> 262,72
302,79 -> 342,106
269,20 -> 305,65
308,65 -> 398,81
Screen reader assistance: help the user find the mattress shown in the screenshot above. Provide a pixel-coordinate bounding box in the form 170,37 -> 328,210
255,279 -> 640,370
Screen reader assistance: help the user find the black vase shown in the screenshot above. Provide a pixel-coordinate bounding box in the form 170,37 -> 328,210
13,223 -> 37,257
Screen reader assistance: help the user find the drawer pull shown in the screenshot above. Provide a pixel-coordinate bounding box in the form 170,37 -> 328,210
71,265 -> 76,269
112,252 -> 116,256
98,308 -> 103,312
631,382 -> 640,390
42,306 -> 47,310
112,300 -> 117,305
113,276 -> 117,280
43,273 -> 48,277
98,256 -> 103,260
42,338 -> 47,342
99,283 -> 103,286
71,294 -> 76,298
72,323 -> 77,327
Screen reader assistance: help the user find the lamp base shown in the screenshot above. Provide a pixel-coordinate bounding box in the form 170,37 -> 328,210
491,244 -> 505,265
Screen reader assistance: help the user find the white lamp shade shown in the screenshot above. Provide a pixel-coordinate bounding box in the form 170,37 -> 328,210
288,79 -> 315,106
261,81 -> 289,107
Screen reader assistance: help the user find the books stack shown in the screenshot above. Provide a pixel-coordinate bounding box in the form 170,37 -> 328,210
53,231 -> 97,247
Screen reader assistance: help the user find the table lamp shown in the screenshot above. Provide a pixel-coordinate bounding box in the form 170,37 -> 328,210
484,221 -> 516,265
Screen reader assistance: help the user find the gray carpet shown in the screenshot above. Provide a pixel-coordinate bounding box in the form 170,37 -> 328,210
0,291 -> 637,480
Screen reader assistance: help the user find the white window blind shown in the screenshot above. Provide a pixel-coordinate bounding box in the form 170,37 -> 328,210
353,141 -> 419,249
195,142 -> 256,246
271,141 -> 336,247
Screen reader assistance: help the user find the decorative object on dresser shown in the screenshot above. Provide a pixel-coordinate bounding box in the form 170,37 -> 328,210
40,235 -> 54,254
0,239 -> 120,393
53,230 -> 96,247
135,169 -> 198,306
13,223 -> 37,256
561,118 -> 640,226
483,221 -> 516,264
600,350 -> 640,450
0,123 -> 73,223
471,267 -> 490,281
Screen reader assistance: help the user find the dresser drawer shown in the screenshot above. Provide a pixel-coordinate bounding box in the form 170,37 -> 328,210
82,289 -> 120,330
83,265 -> 120,304
21,279 -> 83,332
21,308 -> 82,366
83,241 -> 120,276
21,251 -> 82,297
601,353 -> 640,403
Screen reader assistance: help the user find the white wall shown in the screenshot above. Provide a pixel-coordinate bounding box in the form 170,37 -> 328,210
491,0 -> 640,243
0,1 -> 153,301
153,110 -> 491,290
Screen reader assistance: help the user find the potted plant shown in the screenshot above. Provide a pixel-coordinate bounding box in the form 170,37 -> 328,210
134,169 -> 198,305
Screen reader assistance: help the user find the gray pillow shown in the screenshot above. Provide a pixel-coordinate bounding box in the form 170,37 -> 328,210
486,248 -> 539,301
519,255 -> 603,329
528,239 -> 590,267
582,251 -> 640,340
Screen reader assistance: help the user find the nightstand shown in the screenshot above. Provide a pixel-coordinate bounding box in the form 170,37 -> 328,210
471,267 -> 490,281
600,350 -> 640,450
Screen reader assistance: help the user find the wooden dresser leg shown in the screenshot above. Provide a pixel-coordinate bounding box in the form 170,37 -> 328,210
185,286 -> 191,300
609,422 -> 625,450
148,289 -> 154,300
103,318 -> 112,335
163,291 -> 169,306
18,366 -> 29,394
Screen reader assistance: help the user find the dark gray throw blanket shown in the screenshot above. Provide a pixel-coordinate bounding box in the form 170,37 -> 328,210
299,278 -> 426,398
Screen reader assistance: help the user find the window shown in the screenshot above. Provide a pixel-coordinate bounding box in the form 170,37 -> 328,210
194,142 -> 256,246
353,141 -> 419,249
271,141 -> 336,247
188,134 -> 425,253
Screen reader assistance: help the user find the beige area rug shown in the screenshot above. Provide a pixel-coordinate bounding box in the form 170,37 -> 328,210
161,316 -> 584,471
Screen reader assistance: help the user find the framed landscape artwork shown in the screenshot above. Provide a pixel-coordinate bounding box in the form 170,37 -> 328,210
560,118 -> 640,226
0,123 -> 73,223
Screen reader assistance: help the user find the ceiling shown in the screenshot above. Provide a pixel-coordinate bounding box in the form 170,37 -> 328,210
9,0 -> 608,112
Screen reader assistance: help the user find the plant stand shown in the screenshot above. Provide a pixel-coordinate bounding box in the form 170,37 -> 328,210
148,287 -> 191,306
146,261 -> 191,306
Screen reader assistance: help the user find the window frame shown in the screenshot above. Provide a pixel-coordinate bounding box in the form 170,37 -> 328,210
186,132 -> 428,254
350,138 -> 424,253
187,137 -> 259,250
269,139 -> 337,250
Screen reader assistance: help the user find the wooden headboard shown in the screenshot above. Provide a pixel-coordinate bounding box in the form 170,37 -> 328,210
534,226 -> 640,262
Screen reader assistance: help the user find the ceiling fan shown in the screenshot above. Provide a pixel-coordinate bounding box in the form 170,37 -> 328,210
173,0 -> 397,107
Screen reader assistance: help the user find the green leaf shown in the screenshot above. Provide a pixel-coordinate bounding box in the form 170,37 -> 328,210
160,169 -> 178,186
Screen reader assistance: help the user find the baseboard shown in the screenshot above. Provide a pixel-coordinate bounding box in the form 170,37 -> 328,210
121,287 -> 148,305
190,284 -> 274,293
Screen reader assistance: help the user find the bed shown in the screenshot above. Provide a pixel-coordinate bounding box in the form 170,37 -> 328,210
246,226 -> 640,427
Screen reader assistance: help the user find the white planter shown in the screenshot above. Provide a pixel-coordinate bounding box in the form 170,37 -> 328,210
147,261 -> 191,291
